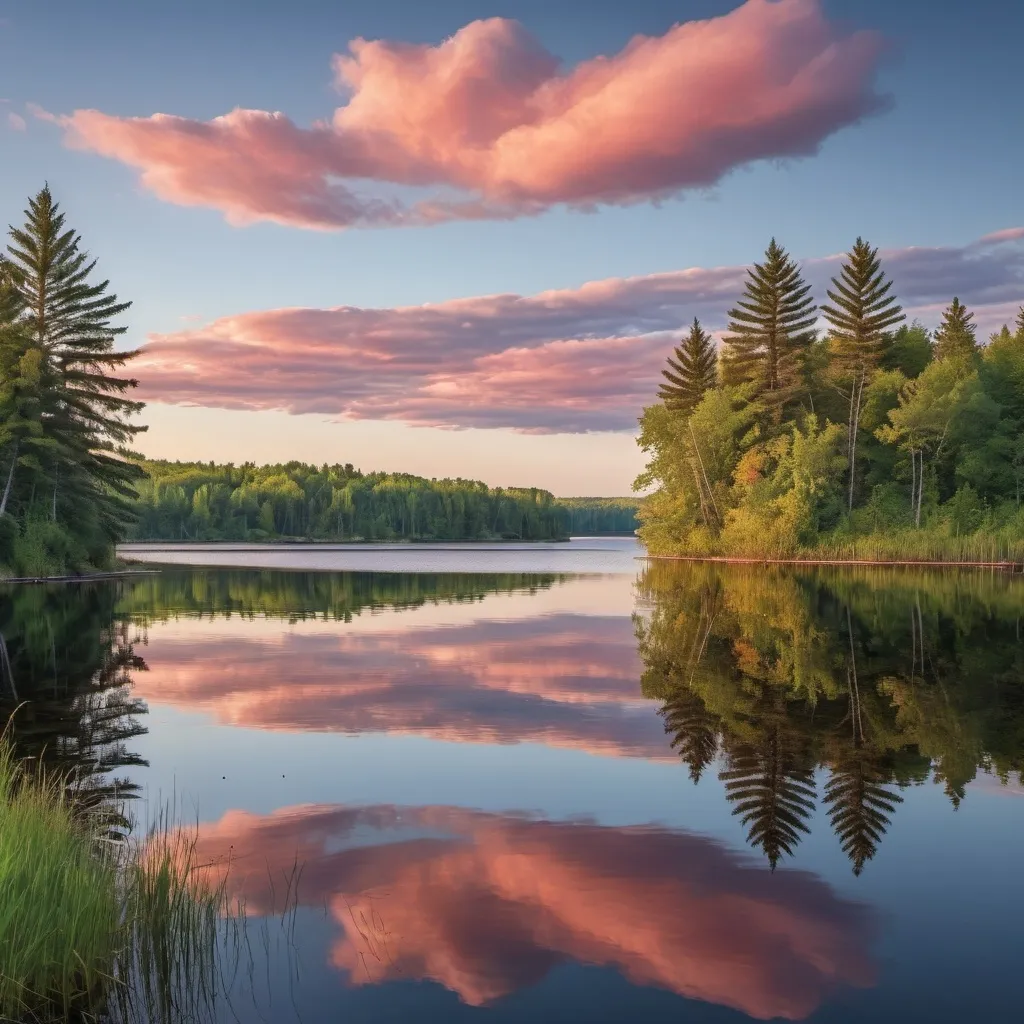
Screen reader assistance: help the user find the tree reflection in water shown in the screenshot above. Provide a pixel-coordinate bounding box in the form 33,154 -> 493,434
636,562 -> 1024,873
0,583 -> 149,836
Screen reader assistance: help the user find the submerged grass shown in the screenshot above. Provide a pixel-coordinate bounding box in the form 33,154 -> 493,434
0,737 -> 230,1023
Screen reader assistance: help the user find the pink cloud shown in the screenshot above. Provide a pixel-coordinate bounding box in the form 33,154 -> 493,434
133,613 -> 662,758
135,228 -> 1024,432
176,803 -> 876,1019
53,0 -> 888,229
6,111 -> 26,131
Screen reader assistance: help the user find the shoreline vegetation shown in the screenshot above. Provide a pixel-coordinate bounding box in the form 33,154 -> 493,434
125,461 -> 643,546
635,238 -> 1024,564
4,185 -> 1021,574
0,734 -> 227,1023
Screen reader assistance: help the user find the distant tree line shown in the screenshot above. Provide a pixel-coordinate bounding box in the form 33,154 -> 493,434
638,237 -> 1024,561
555,497 -> 640,535
130,460 -> 570,542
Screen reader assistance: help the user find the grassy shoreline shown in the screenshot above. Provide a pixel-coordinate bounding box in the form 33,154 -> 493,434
642,553 -> 1023,570
0,738 -> 226,1023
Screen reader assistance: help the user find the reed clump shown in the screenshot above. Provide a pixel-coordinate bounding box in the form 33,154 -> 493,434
0,739 -> 227,1023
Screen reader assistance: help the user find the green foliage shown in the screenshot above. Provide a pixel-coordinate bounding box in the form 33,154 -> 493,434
0,741 -> 121,1019
0,187 -> 145,577
555,497 -> 640,534
635,561 -> 1024,871
881,322 -> 933,377
721,239 -> 817,422
129,460 -> 567,542
0,738 -> 228,1024
658,317 -> 717,414
932,297 -> 978,362
821,237 -> 904,375
821,238 -> 904,510
639,241 -> 1024,561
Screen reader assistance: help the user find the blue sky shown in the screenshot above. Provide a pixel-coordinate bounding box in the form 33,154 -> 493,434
1,0 -> 1021,493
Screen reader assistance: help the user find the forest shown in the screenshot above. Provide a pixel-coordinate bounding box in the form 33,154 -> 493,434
636,561 -> 1024,873
129,460 -> 576,542
128,461 -> 638,543
637,238 -> 1024,561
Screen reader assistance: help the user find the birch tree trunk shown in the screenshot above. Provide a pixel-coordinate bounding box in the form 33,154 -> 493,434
0,441 -> 19,517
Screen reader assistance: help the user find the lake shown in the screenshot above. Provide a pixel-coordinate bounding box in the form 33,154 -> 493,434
2,537 -> 1022,1023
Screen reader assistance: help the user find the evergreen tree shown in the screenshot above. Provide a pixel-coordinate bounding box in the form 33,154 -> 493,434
0,323 -> 61,517
1016,306 -> 1024,341
821,238 -> 905,509
824,752 -> 902,875
661,686 -> 720,783
1,187 -> 146,554
932,297 -> 978,361
719,716 -> 817,870
721,239 -> 817,422
658,318 -> 718,414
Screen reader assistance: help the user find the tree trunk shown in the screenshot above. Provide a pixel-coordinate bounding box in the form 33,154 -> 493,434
690,461 -> 712,529
909,448 -> 917,525
848,371 -> 866,512
921,450 -> 929,524
690,423 -> 719,523
0,441 -> 19,517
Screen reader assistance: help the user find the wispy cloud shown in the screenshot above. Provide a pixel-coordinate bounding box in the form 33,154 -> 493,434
6,111 -> 26,131
135,229 -> 1024,433
48,0 -> 889,230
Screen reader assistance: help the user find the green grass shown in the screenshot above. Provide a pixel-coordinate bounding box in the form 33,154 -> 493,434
0,739 -> 228,1023
0,742 -> 121,1020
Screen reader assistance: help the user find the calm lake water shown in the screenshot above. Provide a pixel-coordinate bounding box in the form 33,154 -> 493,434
2,537 -> 1022,1023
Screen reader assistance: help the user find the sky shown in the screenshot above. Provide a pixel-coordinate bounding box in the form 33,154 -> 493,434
1,0 -> 1022,495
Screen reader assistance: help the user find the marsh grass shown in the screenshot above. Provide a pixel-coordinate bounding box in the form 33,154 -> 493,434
0,738 -> 233,1024
0,742 -> 121,1019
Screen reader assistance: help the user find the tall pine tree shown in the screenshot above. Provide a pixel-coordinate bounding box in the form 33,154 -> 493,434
1016,306 -> 1024,341
932,297 -> 978,361
721,239 -> 816,422
1,186 -> 145,557
821,238 -> 905,510
658,318 -> 717,414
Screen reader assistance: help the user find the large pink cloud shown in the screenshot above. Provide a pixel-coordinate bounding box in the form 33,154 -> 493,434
54,0 -> 888,229
177,803 -> 876,1019
134,228 -> 1024,432
133,613 -> 663,759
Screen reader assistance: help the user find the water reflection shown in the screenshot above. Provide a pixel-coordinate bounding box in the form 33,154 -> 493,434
636,562 -> 1024,872
2,559 -> 1022,1021
129,611 -> 657,757
179,803 -> 876,1022
0,583 -> 148,833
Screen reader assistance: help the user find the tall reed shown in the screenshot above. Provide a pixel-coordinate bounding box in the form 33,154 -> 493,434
0,738 -> 229,1023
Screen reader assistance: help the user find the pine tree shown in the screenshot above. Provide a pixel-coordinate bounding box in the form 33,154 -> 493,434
719,719 -> 817,870
824,753 -> 902,876
1016,306 -> 1024,341
932,297 -> 978,361
2,186 -> 146,551
821,238 -> 905,510
658,318 -> 718,414
661,686 -> 720,783
721,239 -> 817,422
0,323 -> 62,516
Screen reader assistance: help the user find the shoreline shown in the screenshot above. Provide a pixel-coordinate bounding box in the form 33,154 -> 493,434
640,554 -> 1024,571
0,569 -> 162,585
